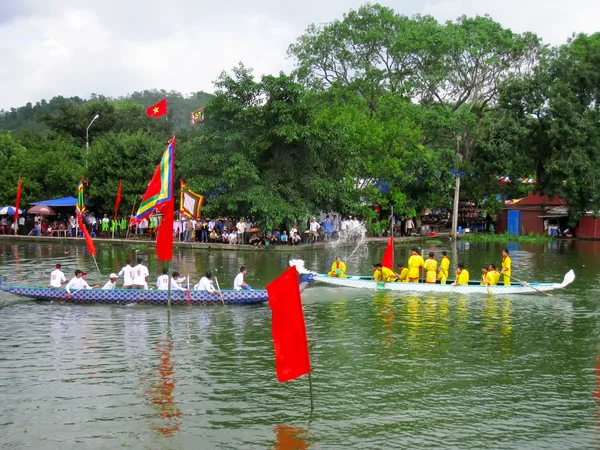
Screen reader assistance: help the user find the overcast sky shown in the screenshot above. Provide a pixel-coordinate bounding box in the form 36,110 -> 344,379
0,0 -> 597,110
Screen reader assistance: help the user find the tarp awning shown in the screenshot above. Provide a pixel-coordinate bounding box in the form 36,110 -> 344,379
31,196 -> 88,207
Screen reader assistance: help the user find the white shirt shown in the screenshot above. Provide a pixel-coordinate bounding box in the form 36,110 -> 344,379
171,277 -> 187,291
132,264 -> 149,285
18,217 -> 24,225
233,273 -> 245,290
309,221 -> 320,232
341,220 -> 348,230
65,277 -> 92,293
118,265 -> 134,286
208,221 -> 215,231
156,274 -> 170,290
50,269 -> 66,288
195,277 -> 214,292
102,280 -> 116,290
290,227 -> 298,237
236,222 -> 246,233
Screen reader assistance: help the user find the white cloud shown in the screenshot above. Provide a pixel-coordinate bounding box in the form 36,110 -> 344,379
0,0 -> 597,110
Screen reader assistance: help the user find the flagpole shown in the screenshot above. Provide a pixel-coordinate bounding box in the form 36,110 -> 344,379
167,266 -> 172,311
308,372 -> 314,412
92,255 -> 102,277
125,201 -> 137,240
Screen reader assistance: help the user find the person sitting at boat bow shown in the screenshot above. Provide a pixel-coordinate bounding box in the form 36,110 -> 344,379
372,263 -> 397,283
234,266 -> 252,290
65,269 -> 93,294
171,272 -> 189,291
102,273 -> 119,290
423,252 -> 438,284
195,271 -> 220,293
50,264 -> 68,288
452,263 -> 469,286
327,257 -> 347,278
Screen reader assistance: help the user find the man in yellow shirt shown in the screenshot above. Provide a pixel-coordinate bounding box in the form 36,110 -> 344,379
438,250 -> 450,284
480,266 -> 489,286
453,263 -> 469,286
500,248 -> 512,286
486,264 -> 501,286
407,248 -> 424,283
423,252 -> 438,284
396,264 -> 409,282
327,257 -> 347,278
372,263 -> 397,283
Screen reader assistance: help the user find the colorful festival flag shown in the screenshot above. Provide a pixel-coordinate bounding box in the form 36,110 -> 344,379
136,137 -> 176,261
146,98 -> 168,119
381,235 -> 394,270
114,179 -> 122,222
179,180 -> 204,219
14,176 -> 22,231
190,107 -> 205,125
266,266 -> 311,383
76,179 -> 86,216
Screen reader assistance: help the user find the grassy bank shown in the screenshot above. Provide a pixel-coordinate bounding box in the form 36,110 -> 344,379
462,232 -> 554,244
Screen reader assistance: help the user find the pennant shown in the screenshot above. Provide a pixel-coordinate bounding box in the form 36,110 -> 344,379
381,235 -> 394,270
146,98 -> 167,118
157,194 -> 174,261
14,176 -> 22,231
76,213 -> 96,256
179,180 -> 204,219
114,179 -> 122,222
135,138 -> 175,222
76,179 -> 86,216
266,266 -> 311,383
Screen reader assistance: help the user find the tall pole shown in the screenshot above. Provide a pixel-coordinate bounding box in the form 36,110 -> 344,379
451,174 -> 460,240
85,114 -> 100,168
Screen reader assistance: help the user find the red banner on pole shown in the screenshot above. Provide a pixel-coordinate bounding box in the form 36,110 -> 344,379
114,179 -> 122,222
381,235 -> 394,270
14,177 -> 22,231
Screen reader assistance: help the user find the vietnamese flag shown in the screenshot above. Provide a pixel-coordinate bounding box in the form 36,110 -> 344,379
146,98 -> 167,118
266,266 -> 311,383
381,235 -> 394,270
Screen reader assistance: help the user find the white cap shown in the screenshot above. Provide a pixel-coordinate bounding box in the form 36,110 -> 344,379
109,273 -> 118,279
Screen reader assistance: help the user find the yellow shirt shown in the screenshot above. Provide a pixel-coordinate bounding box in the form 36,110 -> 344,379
423,258 -> 438,283
397,267 -> 409,282
502,256 -> 512,276
374,267 -> 397,282
328,261 -> 347,278
486,270 -> 500,286
438,256 -> 450,278
407,255 -> 425,280
457,269 -> 469,285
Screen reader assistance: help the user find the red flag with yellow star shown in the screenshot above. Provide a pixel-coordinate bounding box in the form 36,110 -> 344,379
146,98 -> 167,118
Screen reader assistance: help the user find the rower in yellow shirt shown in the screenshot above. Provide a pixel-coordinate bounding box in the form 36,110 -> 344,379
486,264 -> 501,286
438,250 -> 450,284
423,252 -> 438,284
480,266 -> 489,286
327,257 -> 347,278
396,264 -> 409,282
500,248 -> 512,286
452,263 -> 469,286
407,248 -> 425,283
372,263 -> 397,283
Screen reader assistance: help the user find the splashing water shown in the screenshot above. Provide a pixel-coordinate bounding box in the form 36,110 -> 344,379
326,220 -> 368,259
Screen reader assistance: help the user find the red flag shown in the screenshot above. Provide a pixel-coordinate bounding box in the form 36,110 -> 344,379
266,266 -> 311,383
14,177 -> 22,230
146,98 -> 167,118
113,179 -> 122,222
76,213 -> 96,256
382,235 -> 394,270
156,195 -> 174,260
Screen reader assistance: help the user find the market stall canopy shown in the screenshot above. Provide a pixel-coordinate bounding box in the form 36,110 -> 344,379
27,205 -> 56,215
0,206 -> 24,215
31,196 -> 84,207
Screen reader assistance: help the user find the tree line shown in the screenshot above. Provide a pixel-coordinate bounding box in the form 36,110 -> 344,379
0,4 -> 598,228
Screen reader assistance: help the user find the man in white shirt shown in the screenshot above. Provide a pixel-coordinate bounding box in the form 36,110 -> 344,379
171,272 -> 188,291
233,266 -> 251,290
50,264 -> 67,288
132,258 -> 150,289
118,259 -> 135,289
195,271 -> 218,293
208,219 -> 215,233
156,269 -> 170,290
102,273 -> 119,290
309,218 -> 320,243
65,270 -> 92,294
236,218 -> 246,244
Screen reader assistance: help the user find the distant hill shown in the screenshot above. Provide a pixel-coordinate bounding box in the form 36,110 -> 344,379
0,89 -> 213,134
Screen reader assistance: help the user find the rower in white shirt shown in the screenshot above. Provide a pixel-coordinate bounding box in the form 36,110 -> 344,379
233,266 -> 251,290
50,263 -> 67,288
132,258 -> 150,289
171,272 -> 188,291
65,270 -> 93,294
118,259 -> 135,289
102,273 -> 119,290
156,269 -> 170,290
194,271 -> 219,293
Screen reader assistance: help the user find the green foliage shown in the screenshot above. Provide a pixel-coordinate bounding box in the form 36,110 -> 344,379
462,232 -> 553,243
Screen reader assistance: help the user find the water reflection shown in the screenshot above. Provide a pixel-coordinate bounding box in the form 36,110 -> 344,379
273,424 -> 313,449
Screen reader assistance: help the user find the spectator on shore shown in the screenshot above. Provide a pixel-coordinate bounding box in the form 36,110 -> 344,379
281,230 -> 288,244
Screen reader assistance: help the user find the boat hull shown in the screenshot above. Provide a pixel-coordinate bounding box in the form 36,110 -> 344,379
312,270 -> 575,295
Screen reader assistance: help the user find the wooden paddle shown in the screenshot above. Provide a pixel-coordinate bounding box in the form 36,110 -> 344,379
505,273 -> 553,297
214,276 -> 226,306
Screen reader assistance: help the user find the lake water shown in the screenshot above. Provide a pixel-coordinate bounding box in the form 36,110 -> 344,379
0,239 -> 599,449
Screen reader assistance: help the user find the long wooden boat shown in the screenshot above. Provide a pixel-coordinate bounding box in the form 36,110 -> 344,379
0,274 -> 314,306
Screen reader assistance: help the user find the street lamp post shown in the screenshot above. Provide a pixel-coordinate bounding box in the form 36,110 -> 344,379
85,114 -> 100,168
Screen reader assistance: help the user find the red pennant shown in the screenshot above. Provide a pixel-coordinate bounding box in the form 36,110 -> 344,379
381,235 -> 394,270
113,179 -> 122,222
14,177 -> 22,230
156,195 -> 174,261
77,213 -> 96,256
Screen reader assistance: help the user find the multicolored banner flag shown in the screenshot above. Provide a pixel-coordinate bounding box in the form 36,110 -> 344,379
146,98 -> 167,118
76,179 -> 86,215
266,266 -> 311,383
136,137 -> 176,261
190,107 -> 204,125
179,180 -> 203,219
